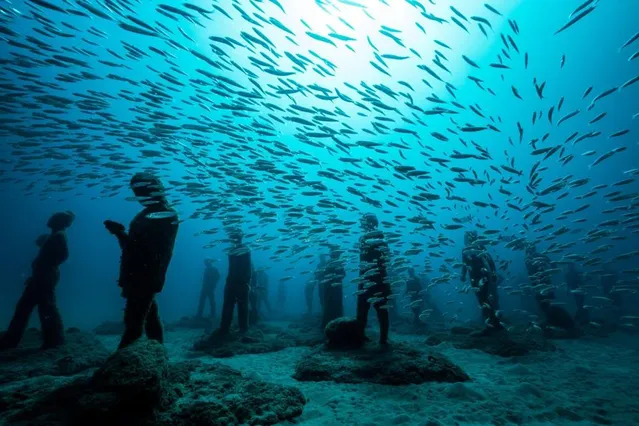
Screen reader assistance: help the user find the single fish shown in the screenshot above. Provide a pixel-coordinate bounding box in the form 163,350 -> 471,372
555,5 -> 597,35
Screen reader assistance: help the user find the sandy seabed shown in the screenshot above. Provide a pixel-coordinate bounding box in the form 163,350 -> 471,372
99,320 -> 639,426
3,320 -> 639,426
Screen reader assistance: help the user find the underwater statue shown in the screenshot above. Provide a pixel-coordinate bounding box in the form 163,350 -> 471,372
565,263 -> 590,326
249,268 -> 271,325
0,211 -> 74,350
601,268 -> 622,309
218,228 -> 251,334
536,289 -> 578,334
405,268 -> 423,324
277,281 -> 287,307
525,243 -> 555,309
197,259 -> 220,319
321,246 -> 345,328
357,213 -> 391,345
104,172 -> 179,350
305,253 -> 328,315
461,231 -> 503,331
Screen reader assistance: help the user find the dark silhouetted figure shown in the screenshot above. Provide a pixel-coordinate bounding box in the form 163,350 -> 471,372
277,282 -> 287,308
249,268 -> 271,325
305,254 -> 327,315
565,263 -> 589,325
219,229 -> 251,334
537,289 -> 578,335
461,231 -> 502,330
0,212 -> 74,350
321,247 -> 345,328
104,173 -> 178,350
197,259 -> 219,318
405,268 -> 423,323
525,243 -> 554,312
357,213 -> 391,345
601,269 -> 622,309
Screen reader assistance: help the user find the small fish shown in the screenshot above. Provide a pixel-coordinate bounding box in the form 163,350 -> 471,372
609,129 -> 630,138
589,112 -> 607,124
620,31 -> 639,51
462,55 -> 480,68
557,109 -> 580,126
484,3 -> 502,16
512,86 -> 523,100
621,75 -> 639,89
555,5 -> 597,35
146,211 -> 178,220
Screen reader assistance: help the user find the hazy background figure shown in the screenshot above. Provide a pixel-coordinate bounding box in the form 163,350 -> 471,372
524,244 -> 555,311
277,282 -> 287,308
321,246 -> 346,328
257,270 -> 272,314
249,267 -> 271,325
218,228 -> 251,335
0,212 -> 74,350
357,213 -> 391,345
405,268 -> 423,324
196,259 -> 219,319
104,173 -> 179,350
305,254 -> 328,316
565,263 -> 589,326
599,267 -> 623,327
461,231 -> 502,331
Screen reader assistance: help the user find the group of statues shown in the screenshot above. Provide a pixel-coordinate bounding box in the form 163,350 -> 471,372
0,173 -> 627,352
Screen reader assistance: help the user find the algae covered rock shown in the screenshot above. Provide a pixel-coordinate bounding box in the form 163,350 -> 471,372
0,328 -> 109,385
192,326 -> 296,358
171,362 -> 306,426
88,339 -> 170,409
324,317 -> 364,349
428,327 -> 556,357
93,320 -> 125,336
293,342 -> 469,385
170,315 -> 214,331
3,341 -> 307,426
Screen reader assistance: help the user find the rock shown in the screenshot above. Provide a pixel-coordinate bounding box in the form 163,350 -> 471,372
429,327 -> 556,357
420,419 -> 443,426
515,382 -> 544,399
89,339 -> 170,409
93,321 -> 124,336
0,329 -> 110,385
444,382 -> 486,401
168,362 -> 306,426
324,317 -> 364,349
450,326 -> 474,335
293,342 -> 469,385
425,335 -> 443,346
4,348 -> 306,426
283,323 -> 325,347
192,325 -> 299,358
169,316 -> 214,331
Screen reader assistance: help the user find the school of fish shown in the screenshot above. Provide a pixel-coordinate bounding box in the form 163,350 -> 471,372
0,0 -> 638,323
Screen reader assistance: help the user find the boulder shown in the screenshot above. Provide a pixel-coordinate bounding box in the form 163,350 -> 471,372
93,321 -> 125,336
170,362 -> 306,426
169,316 -> 214,331
192,326 -> 297,358
87,339 -> 171,410
324,317 -> 364,349
0,328 -> 110,385
4,342 -> 306,426
428,326 -> 556,357
293,342 -> 469,385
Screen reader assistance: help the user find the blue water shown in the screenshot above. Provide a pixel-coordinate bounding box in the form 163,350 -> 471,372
1,0 -> 638,330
